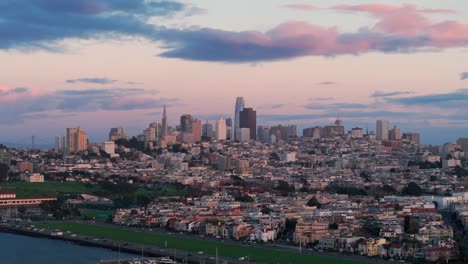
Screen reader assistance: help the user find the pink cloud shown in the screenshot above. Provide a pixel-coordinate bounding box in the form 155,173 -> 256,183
419,8 -> 458,14
332,4 -> 457,15
333,4 -> 401,15
283,4 -> 317,11
159,4 -> 468,62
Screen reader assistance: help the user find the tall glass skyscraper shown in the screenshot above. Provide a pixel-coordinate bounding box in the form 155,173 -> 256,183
234,97 -> 245,140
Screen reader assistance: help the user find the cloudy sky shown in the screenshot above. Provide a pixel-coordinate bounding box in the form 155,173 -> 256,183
1,0 -> 467,145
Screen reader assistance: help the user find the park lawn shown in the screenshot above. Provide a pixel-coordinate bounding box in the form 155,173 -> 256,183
0,182 -> 100,198
134,185 -> 189,198
35,222 -> 361,264
80,209 -> 114,219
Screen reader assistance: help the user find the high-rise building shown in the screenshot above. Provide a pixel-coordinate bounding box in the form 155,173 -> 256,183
257,126 -> 270,142
225,118 -> 233,140
234,97 -> 245,140
350,127 -> 364,139
108,127 -> 126,141
389,125 -> 401,141
143,127 -> 156,146
239,107 -> 256,140
101,141 -> 116,155
192,119 -> 202,142
236,128 -> 251,142
180,114 -> 193,133
270,125 -> 297,141
457,138 -> 468,152
202,121 -> 214,139
161,105 -> 168,138
216,118 -> 227,141
225,118 -> 233,127
376,120 -> 389,141
402,133 -> 421,145
303,127 -> 322,139
54,135 -> 66,153
66,127 -> 88,153
149,122 -> 161,139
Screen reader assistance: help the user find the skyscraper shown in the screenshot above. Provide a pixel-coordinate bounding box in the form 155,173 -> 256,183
376,120 -> 389,141
402,133 -> 421,145
257,126 -> 270,142
389,125 -> 401,141
192,119 -> 202,142
161,105 -> 168,138
202,121 -> 214,139
55,135 -> 66,153
108,127 -> 126,141
180,114 -> 193,133
225,118 -> 233,140
216,118 -> 227,141
66,127 -> 88,153
234,97 -> 245,140
240,107 -> 256,140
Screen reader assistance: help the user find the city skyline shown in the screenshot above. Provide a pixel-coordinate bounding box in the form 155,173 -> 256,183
1,0 -> 468,145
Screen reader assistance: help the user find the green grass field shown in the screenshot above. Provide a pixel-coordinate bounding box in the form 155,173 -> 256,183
35,222 -> 361,264
80,209 -> 113,219
0,182 -> 100,198
134,185 -> 189,198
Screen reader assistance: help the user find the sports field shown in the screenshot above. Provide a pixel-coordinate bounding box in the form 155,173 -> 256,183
35,222 -> 361,264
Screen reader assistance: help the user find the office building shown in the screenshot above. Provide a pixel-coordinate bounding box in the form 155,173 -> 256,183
101,141 -> 116,155
402,133 -> 421,145
239,107 -> 257,140
225,118 -> 233,140
236,128 -> 251,142
66,127 -> 88,153
350,127 -> 364,139
389,125 -> 401,141
457,138 -> 468,152
257,126 -> 270,142
234,97 -> 245,140
202,121 -> 214,139
270,125 -> 297,141
180,114 -> 193,133
192,119 -> 202,142
303,127 -> 321,139
376,120 -> 389,141
216,118 -> 227,141
226,118 -> 233,127
54,135 -> 66,153
108,127 -> 126,141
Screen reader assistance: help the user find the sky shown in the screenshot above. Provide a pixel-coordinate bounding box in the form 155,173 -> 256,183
1,0 -> 468,146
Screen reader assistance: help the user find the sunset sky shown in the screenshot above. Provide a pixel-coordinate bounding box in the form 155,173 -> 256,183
1,0 -> 467,145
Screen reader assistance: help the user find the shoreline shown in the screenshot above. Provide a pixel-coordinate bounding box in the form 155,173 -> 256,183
0,224 -> 218,264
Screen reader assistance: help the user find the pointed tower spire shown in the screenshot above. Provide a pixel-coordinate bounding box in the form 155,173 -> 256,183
161,105 -> 168,138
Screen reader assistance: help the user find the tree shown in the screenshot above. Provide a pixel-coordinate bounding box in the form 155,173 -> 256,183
307,196 -> 322,208
0,163 -> 9,182
402,182 -> 423,196
261,206 -> 272,215
328,223 -> 339,230
284,218 -> 298,232
381,185 -> 398,195
275,180 -> 293,192
404,216 -> 419,234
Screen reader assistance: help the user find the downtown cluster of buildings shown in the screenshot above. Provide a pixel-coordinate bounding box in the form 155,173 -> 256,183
53,97 -> 422,156
2,97 -> 468,263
